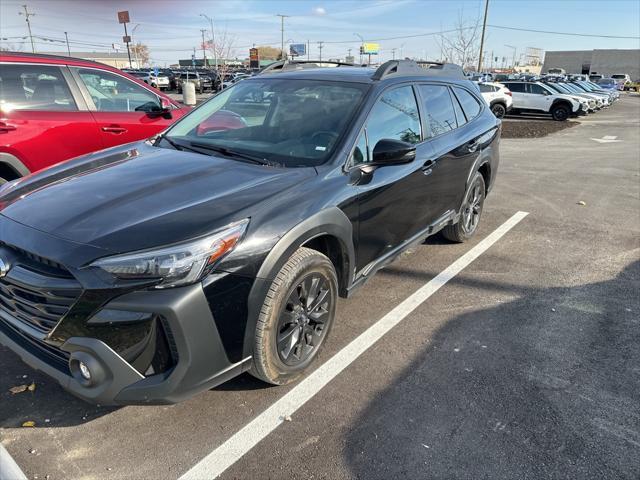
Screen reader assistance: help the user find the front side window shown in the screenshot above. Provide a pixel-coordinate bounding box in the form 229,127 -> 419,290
453,87 -> 481,121
0,64 -> 76,112
78,69 -> 160,112
165,79 -> 367,167
365,86 -> 421,149
418,84 -> 457,137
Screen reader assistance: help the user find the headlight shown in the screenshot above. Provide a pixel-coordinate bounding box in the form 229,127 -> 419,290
91,219 -> 248,288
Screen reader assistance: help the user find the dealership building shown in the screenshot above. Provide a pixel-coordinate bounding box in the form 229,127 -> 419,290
542,49 -> 640,79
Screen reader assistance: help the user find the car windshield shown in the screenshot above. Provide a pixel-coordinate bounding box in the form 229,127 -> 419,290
597,78 -> 615,85
164,78 -> 368,167
611,75 -> 626,79
558,83 -> 580,94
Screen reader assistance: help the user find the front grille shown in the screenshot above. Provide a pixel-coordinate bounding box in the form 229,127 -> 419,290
0,245 -> 82,366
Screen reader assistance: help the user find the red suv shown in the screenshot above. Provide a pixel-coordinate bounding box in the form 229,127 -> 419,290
0,52 -> 190,183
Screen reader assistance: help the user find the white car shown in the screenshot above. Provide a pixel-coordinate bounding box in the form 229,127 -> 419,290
477,82 -> 513,118
501,81 -> 588,121
129,71 -> 170,90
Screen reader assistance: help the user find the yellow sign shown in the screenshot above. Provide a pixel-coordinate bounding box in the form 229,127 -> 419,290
362,43 -> 379,55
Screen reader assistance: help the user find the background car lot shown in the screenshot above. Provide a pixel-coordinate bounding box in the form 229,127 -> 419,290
1,94 -> 638,479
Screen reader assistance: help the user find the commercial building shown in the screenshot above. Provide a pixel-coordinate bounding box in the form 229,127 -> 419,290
542,49 -> 640,79
45,51 -> 138,68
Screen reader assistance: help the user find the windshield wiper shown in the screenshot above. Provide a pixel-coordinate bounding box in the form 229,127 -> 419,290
156,134 -> 202,154
188,143 -> 277,166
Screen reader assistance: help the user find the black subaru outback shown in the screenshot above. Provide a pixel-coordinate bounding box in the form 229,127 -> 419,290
0,60 -> 500,405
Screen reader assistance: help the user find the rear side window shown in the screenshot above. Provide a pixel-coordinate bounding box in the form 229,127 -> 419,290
478,84 -> 494,93
0,64 -> 77,112
417,84 -> 457,137
453,87 -> 481,121
504,82 -> 525,93
528,84 -> 548,95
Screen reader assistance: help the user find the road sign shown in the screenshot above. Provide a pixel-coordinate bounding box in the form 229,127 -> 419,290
154,67 -> 159,76
289,43 -> 306,57
112,43 -> 121,51
122,35 -> 131,43
117,11 -> 130,24
362,43 -> 379,55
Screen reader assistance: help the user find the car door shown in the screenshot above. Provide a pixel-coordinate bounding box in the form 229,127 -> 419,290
417,83 -> 480,216
502,82 -> 525,108
347,84 -> 435,272
526,83 -> 553,112
0,62 -> 104,176
71,67 -> 176,148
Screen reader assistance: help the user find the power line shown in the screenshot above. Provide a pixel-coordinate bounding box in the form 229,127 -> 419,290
18,4 -> 36,53
487,24 -> 640,39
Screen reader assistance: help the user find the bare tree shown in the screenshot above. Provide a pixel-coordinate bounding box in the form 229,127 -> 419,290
436,13 -> 481,69
205,28 -> 237,84
131,43 -> 150,67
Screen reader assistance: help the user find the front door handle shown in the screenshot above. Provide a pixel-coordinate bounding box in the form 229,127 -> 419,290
421,159 -> 436,175
101,125 -> 127,134
0,122 -> 17,133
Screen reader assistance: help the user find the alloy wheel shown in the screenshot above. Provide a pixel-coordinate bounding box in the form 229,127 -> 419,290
462,180 -> 484,235
276,274 -> 333,366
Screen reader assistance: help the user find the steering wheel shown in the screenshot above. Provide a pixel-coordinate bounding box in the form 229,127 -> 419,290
311,130 -> 339,146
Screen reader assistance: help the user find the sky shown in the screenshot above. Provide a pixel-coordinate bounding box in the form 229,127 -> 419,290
1,0 -> 639,66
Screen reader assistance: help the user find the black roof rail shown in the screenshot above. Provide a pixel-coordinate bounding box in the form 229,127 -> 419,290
259,59 -> 358,74
372,59 -> 466,81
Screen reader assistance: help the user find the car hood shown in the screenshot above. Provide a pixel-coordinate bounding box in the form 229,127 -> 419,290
0,142 -> 315,254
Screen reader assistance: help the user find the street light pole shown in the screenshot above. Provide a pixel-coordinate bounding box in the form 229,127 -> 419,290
200,14 -> 217,70
276,14 -> 289,60
505,44 -> 516,69
318,41 -> 324,63
131,24 -> 140,67
477,0 -> 489,72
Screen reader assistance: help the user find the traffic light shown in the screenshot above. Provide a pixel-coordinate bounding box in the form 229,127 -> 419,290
359,46 -> 365,55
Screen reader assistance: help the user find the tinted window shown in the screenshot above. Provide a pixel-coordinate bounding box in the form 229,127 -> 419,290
504,82 -> 525,93
350,131 -> 368,166
78,69 -> 160,112
365,85 -> 421,149
0,64 -> 76,112
453,87 -> 481,120
478,84 -> 494,93
418,84 -> 457,137
451,93 -> 467,127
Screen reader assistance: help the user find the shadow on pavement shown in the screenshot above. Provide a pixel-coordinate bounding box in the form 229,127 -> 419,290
345,260 -> 639,479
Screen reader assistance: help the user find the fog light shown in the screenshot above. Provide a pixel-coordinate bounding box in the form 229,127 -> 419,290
78,361 -> 91,380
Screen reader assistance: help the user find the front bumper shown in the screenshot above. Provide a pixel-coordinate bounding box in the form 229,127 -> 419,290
0,282 -> 251,405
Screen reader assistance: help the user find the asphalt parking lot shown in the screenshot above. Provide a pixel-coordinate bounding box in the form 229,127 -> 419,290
1,95 -> 639,480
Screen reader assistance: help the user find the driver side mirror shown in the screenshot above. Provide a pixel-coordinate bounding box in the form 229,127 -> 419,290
371,139 -> 416,166
145,97 -> 173,119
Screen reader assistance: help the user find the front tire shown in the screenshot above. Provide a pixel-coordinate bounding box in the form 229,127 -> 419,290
250,247 -> 338,385
551,104 -> 570,121
442,172 -> 486,243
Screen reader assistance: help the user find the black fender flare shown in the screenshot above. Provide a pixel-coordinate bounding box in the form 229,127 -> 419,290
242,207 -> 355,358
0,152 -> 30,178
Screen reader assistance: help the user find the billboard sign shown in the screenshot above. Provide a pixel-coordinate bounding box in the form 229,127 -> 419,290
362,43 -> 379,55
117,11 -> 130,24
289,43 -> 306,57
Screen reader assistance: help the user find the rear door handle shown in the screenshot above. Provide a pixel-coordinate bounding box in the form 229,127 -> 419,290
101,125 -> 127,134
0,122 -> 17,133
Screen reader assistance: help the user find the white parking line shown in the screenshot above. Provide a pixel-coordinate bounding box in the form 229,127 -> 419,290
180,211 -> 529,480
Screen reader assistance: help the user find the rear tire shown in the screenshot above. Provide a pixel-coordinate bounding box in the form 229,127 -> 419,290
551,104 -> 570,121
491,103 -> 507,118
250,247 -> 338,385
442,172 -> 486,243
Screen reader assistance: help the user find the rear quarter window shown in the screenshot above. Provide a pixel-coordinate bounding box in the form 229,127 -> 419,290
453,87 -> 482,121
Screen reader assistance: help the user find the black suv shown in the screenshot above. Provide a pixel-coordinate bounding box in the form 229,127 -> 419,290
0,60 -> 500,405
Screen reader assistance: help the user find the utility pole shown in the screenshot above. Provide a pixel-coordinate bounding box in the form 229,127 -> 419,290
276,14 -> 289,60
64,31 -> 70,56
131,24 -> 140,67
307,40 -> 310,60
201,29 -> 207,66
477,0 -> 489,72
19,4 -> 36,53
391,48 -> 396,60
200,14 -> 217,70
318,41 -> 324,63
354,33 -> 364,64
505,44 -> 516,70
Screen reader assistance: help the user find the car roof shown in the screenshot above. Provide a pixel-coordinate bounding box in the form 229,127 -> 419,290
0,51 -> 122,71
